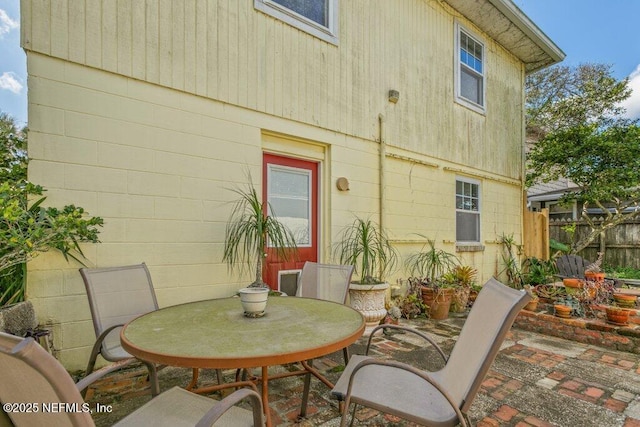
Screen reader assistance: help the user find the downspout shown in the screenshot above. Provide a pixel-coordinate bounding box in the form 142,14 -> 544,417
379,113 -> 386,231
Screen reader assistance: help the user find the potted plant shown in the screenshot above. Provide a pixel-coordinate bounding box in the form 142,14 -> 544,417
554,303 -> 572,318
468,283 -> 483,306
606,306 -> 631,325
404,238 -> 459,319
613,293 -> 637,308
584,252 -> 606,282
334,218 -> 398,325
222,182 -> 298,314
443,265 -> 477,313
409,277 -> 455,320
523,285 -> 539,311
392,278 -> 425,319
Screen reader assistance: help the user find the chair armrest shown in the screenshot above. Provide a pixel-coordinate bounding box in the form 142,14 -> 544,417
76,358 -> 135,392
345,358 -> 467,427
93,324 -> 124,350
195,388 -> 264,427
87,323 -> 125,365
364,324 -> 448,363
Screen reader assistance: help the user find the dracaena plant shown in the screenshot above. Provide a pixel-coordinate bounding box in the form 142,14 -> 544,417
222,182 -> 297,288
333,218 -> 398,285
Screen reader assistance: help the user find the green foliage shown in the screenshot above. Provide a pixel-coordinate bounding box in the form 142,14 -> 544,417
527,122 -> 640,252
549,238 -> 570,255
498,233 -> 525,288
0,111 -> 103,307
526,64 -> 640,254
526,63 -> 631,137
604,266 -> 640,280
223,182 -> 298,287
522,257 -> 556,286
404,237 -> 459,282
333,218 -> 398,284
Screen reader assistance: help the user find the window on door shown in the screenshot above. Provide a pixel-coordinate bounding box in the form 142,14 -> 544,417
254,0 -> 338,44
456,178 -> 480,243
267,164 -> 312,247
456,24 -> 485,112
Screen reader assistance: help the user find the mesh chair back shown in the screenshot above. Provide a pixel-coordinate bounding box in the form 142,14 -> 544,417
439,278 -> 530,412
0,332 -> 95,427
80,263 -> 158,361
297,262 -> 354,303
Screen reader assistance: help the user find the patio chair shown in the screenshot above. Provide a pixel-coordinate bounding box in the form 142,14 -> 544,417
331,277 -> 530,427
0,331 -> 264,427
80,263 -> 162,396
296,262 -> 354,416
297,262 -> 354,303
555,254 -> 591,279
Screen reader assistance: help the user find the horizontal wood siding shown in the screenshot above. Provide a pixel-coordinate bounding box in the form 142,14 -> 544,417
21,0 -> 524,179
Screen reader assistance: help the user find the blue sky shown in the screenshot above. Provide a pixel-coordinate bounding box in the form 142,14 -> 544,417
514,0 -> 640,120
0,0 -> 639,127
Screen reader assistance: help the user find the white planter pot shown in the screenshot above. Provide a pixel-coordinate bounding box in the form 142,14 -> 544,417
348,282 -> 389,326
238,288 -> 269,317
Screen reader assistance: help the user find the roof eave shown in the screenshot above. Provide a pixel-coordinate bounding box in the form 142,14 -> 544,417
443,0 -> 566,73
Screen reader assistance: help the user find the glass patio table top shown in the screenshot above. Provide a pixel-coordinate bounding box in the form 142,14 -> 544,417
120,296 -> 365,369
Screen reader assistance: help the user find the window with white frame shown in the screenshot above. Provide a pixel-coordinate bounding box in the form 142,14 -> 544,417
456,178 -> 480,243
456,25 -> 485,111
255,0 -> 338,45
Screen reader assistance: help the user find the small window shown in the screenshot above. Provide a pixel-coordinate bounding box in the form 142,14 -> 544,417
255,0 -> 338,45
456,178 -> 480,243
456,25 -> 485,112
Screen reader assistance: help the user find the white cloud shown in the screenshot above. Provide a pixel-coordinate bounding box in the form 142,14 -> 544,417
0,9 -> 19,37
0,72 -> 23,94
622,65 -> 640,121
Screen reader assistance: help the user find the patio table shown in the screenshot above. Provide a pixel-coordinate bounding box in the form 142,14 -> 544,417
120,295 -> 365,426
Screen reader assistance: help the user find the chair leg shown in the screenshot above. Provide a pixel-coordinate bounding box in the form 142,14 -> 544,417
461,411 -> 471,427
143,362 -> 160,396
339,402 -> 357,427
80,344 -> 102,398
349,404 -> 358,427
342,347 -> 350,364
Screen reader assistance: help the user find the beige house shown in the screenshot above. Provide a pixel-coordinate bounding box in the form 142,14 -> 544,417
21,0 -> 563,369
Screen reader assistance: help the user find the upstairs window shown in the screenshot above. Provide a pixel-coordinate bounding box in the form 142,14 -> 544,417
255,0 -> 338,45
456,25 -> 485,111
456,178 -> 480,243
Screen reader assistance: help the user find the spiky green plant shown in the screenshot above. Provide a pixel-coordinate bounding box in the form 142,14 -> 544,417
223,184 -> 297,288
405,237 -> 459,281
333,218 -> 398,284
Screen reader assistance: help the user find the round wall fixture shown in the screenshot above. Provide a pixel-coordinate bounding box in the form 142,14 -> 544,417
336,177 -> 350,191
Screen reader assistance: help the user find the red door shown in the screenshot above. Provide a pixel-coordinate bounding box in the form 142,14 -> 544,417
263,153 -> 319,290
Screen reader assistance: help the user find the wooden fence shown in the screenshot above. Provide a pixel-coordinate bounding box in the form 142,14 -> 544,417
549,218 -> 640,268
523,208 -> 549,260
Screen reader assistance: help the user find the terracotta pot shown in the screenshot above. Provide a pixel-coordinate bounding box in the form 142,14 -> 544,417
421,287 -> 453,320
523,300 -> 539,311
585,271 -> 606,282
613,294 -> 637,309
563,278 -> 582,287
606,307 -> 631,325
554,304 -> 571,318
563,278 -> 583,296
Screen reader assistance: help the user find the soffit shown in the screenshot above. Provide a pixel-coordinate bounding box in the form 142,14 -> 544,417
443,0 -> 565,73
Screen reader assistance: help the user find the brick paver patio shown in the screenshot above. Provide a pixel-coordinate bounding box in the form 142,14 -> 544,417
85,316 -> 640,426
